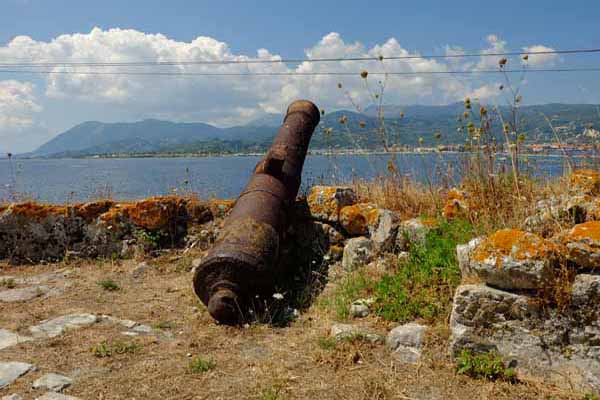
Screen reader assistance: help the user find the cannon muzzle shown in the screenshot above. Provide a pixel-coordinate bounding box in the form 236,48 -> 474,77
193,100 -> 320,324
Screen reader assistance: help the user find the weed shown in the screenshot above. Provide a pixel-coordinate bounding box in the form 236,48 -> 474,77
91,341 -> 140,357
325,271 -> 375,320
154,321 -> 175,330
456,350 -> 516,382
188,355 -> 216,373
317,336 -> 337,351
373,219 -> 474,323
0,278 -> 16,289
98,279 -> 120,291
259,385 -> 285,400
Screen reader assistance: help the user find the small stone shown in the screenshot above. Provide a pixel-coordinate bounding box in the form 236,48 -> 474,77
0,362 -> 35,389
386,323 -> 427,364
131,262 -> 150,279
34,393 -> 81,400
396,217 -> 438,251
397,251 -> 410,265
470,229 -> 559,289
369,209 -> 399,252
0,285 -> 51,302
132,324 -> 152,334
349,299 -> 372,318
32,373 -> 72,392
191,258 -> 203,271
342,237 -> 374,271
29,314 -> 98,338
2,394 -> 23,400
307,186 -> 357,222
329,323 -> 383,344
0,329 -> 32,350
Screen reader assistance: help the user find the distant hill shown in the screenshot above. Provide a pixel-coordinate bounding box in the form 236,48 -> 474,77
31,103 -> 600,157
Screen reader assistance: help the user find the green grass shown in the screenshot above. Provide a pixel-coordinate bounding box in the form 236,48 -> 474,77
456,350 -> 516,382
0,278 -> 16,289
259,386 -> 285,400
317,336 -> 337,351
325,271 -> 375,320
97,278 -> 120,291
154,321 -> 175,330
372,219 -> 474,323
188,355 -> 216,374
90,341 -> 140,357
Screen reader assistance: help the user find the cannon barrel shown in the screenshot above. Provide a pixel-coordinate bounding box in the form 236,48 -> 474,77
193,100 -> 320,324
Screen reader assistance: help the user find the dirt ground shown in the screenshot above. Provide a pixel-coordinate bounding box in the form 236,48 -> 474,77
0,251 -> 586,400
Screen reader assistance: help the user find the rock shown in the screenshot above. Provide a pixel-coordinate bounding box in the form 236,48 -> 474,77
570,169 -> 600,195
35,394 -> 80,400
29,314 -> 98,338
32,373 -> 73,392
0,285 -> 52,302
0,329 -> 32,350
368,209 -> 399,252
456,237 -> 484,279
386,323 -> 428,364
131,324 -> 153,334
339,203 -> 380,236
442,188 -> 469,220
342,237 -> 374,271
449,282 -> 600,393
329,323 -> 384,344
469,229 -> 559,289
559,221 -> 600,268
307,186 -> 357,222
524,195 -> 589,235
319,223 -> 345,246
396,217 -> 438,251
0,362 -> 35,389
2,394 -> 23,400
397,251 -> 410,265
349,298 -> 374,318
131,262 -> 150,279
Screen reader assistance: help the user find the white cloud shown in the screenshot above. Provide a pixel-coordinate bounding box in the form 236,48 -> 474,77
466,83 -> 501,101
0,28 -> 563,151
0,80 -> 41,130
522,45 -> 558,66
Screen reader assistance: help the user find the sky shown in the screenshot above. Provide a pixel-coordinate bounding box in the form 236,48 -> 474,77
1,0 -> 600,153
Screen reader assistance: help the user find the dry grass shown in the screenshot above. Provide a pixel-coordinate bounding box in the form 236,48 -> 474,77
0,253 -> 584,400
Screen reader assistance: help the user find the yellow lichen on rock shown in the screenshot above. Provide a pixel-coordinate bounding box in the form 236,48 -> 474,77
473,229 -> 559,268
339,203 -> 380,235
99,196 -> 186,231
560,221 -> 600,268
307,186 -> 356,222
569,169 -> 600,195
8,202 -> 68,221
442,188 -> 469,220
72,200 -> 115,222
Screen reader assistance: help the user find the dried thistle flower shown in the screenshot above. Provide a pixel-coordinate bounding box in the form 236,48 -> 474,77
360,70 -> 368,79
499,58 -> 508,67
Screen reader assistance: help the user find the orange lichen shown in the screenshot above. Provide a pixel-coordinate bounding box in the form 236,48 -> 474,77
72,200 -> 115,222
473,229 -> 558,268
307,186 -> 355,220
100,196 -> 186,231
566,221 -> 600,242
442,188 -> 469,220
339,203 -> 380,235
0,204 -> 7,214
569,169 -> 600,195
8,202 -> 68,221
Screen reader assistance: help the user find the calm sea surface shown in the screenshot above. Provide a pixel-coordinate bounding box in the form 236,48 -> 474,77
0,153 -> 582,203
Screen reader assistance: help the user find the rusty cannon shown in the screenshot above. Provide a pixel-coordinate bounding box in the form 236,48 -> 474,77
193,100 -> 320,324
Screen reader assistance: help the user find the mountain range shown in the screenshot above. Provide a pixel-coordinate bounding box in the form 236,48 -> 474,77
27,103 -> 600,158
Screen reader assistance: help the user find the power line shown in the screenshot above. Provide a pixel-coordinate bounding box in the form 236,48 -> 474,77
0,48 -> 599,67
0,67 -> 599,77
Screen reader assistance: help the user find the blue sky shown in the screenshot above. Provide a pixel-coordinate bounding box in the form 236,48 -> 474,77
1,0 -> 600,152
